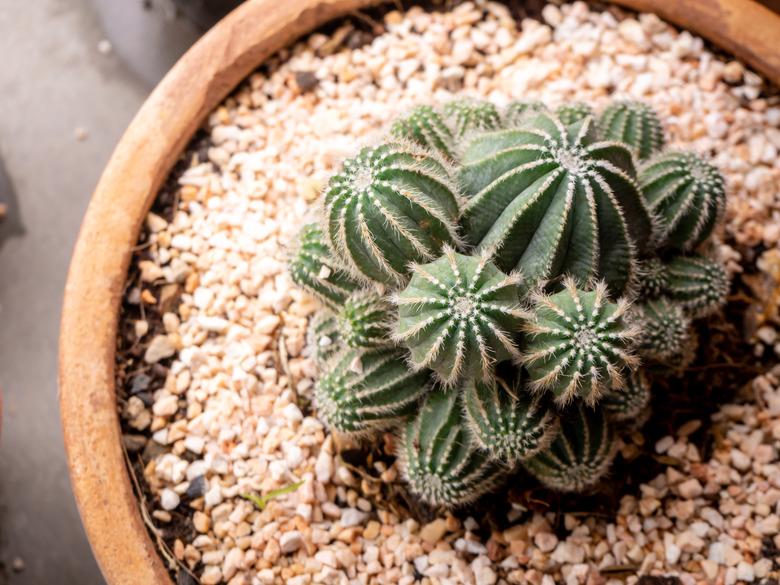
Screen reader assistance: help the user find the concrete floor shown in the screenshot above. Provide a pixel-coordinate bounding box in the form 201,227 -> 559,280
0,1 -> 217,582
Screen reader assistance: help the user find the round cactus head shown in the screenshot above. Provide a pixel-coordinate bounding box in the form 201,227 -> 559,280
555,102 -> 594,126
323,142 -> 461,286
458,112 -> 653,295
639,151 -> 726,251
636,297 -> 692,363
503,100 -> 548,127
394,248 -> 525,385
443,98 -> 501,138
391,104 -> 455,161
637,257 -> 669,298
315,348 -> 429,436
289,223 -> 360,309
399,388 -> 505,507
307,311 -> 341,367
521,279 -> 640,405
602,369 -> 652,423
664,254 -> 729,317
599,100 -> 665,160
463,372 -> 558,465
336,291 -> 393,349
523,404 -> 616,492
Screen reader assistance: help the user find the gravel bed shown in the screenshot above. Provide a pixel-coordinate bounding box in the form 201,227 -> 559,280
117,2 -> 780,584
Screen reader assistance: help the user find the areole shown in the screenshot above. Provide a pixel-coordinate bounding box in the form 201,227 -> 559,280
58,0 -> 780,583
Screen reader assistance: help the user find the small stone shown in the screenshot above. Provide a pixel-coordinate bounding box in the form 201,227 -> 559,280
200,566 -> 222,585
153,394 -> 179,417
730,449 -> 751,471
678,478 -> 702,499
144,335 -> 176,363
193,511 -> 210,533
340,508 -> 367,528
160,488 -> 180,511
363,520 -> 380,540
534,532 -> 558,553
280,531 -> 304,554
420,518 -> 448,544
665,542 -> 681,565
736,561 -> 755,582
11,557 -> 25,572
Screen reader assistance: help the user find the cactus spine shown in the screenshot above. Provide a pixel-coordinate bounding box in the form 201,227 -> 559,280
521,279 -> 639,405
399,388 -> 505,507
637,257 -> 669,298
458,113 -> 653,294
664,254 -> 729,317
523,405 -> 616,492
336,291 -> 393,348
602,370 -> 651,423
636,297 -> 692,362
599,100 -> 665,160
463,374 -> 558,464
444,99 -> 501,137
391,104 -> 455,161
394,248 -> 524,385
315,348 -> 429,436
323,143 -> 461,286
289,224 -> 360,309
308,312 -> 341,367
639,151 -> 726,251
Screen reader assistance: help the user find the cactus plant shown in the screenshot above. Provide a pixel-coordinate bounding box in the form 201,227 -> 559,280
443,98 -> 501,138
521,279 -> 639,405
391,104 -> 455,161
555,102 -> 593,126
503,100 -> 547,127
637,257 -> 669,298
636,297 -> 692,363
664,254 -> 729,317
522,404 -> 616,492
289,223 -> 360,309
463,373 -> 558,464
323,143 -> 461,286
639,151 -> 726,251
336,291 -> 393,348
399,388 -> 505,507
315,348 -> 430,436
458,112 -> 653,295
307,312 -> 341,367
599,100 -> 665,160
602,370 -> 651,423
394,248 -> 525,385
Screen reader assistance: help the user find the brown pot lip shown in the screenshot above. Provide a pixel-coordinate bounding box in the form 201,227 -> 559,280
58,1 -> 780,584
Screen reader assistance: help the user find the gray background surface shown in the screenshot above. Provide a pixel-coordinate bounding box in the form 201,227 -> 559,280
0,1 -> 227,582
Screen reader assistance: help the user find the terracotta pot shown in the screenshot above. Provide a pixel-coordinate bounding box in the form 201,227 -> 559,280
59,0 -> 780,583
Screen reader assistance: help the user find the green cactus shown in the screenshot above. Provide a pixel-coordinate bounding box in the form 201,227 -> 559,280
459,112 -> 653,295
636,297 -> 692,363
463,373 -> 558,464
664,254 -> 729,317
599,100 -> 665,161
522,404 -> 616,492
394,248 -> 524,385
555,102 -> 594,126
637,257 -> 669,298
315,348 -> 429,436
399,388 -> 505,507
289,223 -> 360,309
521,279 -> 639,405
336,291 -> 393,348
307,312 -> 341,367
443,98 -> 501,138
323,143 -> 461,286
503,100 -> 547,127
602,370 -> 651,423
639,151 -> 726,251
391,104 -> 455,161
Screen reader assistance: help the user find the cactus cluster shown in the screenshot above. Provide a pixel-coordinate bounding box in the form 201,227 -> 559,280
289,96 -> 731,507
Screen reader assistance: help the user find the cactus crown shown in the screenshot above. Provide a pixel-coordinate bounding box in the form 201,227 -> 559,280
289,96 -> 729,508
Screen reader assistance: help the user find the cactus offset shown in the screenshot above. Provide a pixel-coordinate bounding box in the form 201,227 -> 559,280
555,102 -> 594,126
599,100 -> 665,160
602,370 -> 651,423
636,297 -> 692,363
521,279 -> 639,405
399,388 -> 505,507
459,112 -> 653,294
503,100 -> 547,128
637,257 -> 669,298
443,99 -> 501,138
289,223 -> 360,309
523,404 -> 616,492
394,248 -> 525,385
323,143 -> 460,286
391,104 -> 455,161
337,291 -> 393,348
664,254 -> 729,317
315,348 -> 429,436
463,373 -> 558,464
639,151 -> 726,251
307,312 -> 341,367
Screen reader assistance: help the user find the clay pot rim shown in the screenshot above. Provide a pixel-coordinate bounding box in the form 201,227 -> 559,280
58,1 -> 780,584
